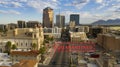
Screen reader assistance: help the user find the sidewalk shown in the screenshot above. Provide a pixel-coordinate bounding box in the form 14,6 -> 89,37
40,42 -> 59,65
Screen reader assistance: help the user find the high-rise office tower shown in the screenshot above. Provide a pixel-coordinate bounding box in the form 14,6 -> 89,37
43,7 -> 53,28
70,14 -> 80,25
56,14 -> 65,28
17,20 -> 26,28
26,21 -> 40,28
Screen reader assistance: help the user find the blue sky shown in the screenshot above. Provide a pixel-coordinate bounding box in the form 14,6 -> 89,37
0,0 -> 120,24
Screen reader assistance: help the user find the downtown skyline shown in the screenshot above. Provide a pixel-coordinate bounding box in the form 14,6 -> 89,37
1,0 -> 120,24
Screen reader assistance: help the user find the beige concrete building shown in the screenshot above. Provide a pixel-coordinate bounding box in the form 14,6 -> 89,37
69,21 -> 75,31
70,32 -> 88,42
0,27 -> 44,52
6,23 -> 17,30
43,7 -> 53,28
75,26 -> 89,33
43,27 -> 62,39
97,34 -> 120,51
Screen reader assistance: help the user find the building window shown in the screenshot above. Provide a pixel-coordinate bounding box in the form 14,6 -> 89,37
31,43 -> 32,46
17,43 -> 18,46
34,34 -> 36,38
21,43 -> 23,46
26,43 -> 27,46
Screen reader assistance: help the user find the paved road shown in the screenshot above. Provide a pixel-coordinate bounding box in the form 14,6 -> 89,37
38,44 -> 70,67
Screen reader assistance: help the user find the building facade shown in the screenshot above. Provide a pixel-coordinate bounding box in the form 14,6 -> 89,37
75,26 -> 89,33
56,14 -> 65,28
6,23 -> 17,30
0,27 -> 44,52
70,32 -> 88,42
43,27 -> 62,39
0,24 -> 6,32
70,14 -> 80,25
97,34 -> 120,51
17,20 -> 26,28
43,7 -> 53,28
26,21 -> 41,28
69,21 -> 75,32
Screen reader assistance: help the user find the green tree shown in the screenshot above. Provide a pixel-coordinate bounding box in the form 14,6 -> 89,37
49,37 -> 54,41
0,28 -> 3,32
5,41 -> 12,55
39,47 -> 46,54
42,41 -> 45,45
44,39 -> 49,43
32,43 -> 37,50
11,44 -> 17,50
5,41 -> 12,51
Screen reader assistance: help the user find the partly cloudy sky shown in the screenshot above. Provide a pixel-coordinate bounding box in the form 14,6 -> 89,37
1,0 -> 120,24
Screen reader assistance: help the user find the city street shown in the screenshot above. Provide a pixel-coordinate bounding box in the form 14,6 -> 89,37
38,44 -> 70,67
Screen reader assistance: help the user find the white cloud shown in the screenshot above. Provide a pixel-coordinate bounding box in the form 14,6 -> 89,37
60,11 -> 101,24
95,0 -> 113,10
27,0 -> 60,13
0,0 -> 60,13
60,10 -> 120,24
52,0 -> 57,2
65,0 -> 89,9
11,2 -> 23,7
0,0 -> 24,8
96,0 -> 103,3
0,10 -> 21,15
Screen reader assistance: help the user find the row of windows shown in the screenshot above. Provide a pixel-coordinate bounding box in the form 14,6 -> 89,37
16,43 -> 33,47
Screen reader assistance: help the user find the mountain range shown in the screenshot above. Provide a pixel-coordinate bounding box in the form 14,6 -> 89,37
92,19 -> 120,25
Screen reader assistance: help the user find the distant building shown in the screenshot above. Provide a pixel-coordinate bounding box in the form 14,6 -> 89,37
75,26 -> 89,33
26,21 -> 41,28
6,23 -> 17,30
17,20 -> 26,28
56,14 -> 65,28
89,27 -> 109,38
69,21 -> 75,31
0,24 -> 6,32
43,27 -> 62,39
43,7 -> 53,28
70,32 -> 88,42
70,14 -> 80,25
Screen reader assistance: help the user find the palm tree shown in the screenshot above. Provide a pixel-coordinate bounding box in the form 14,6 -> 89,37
11,44 -> 17,50
32,43 -> 37,50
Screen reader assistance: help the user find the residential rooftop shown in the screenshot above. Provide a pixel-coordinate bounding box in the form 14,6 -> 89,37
12,60 -> 37,67
10,50 -> 39,56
